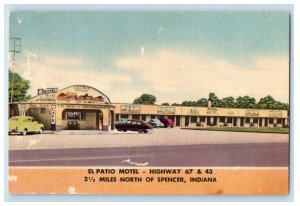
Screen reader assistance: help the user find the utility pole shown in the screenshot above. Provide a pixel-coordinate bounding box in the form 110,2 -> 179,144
9,37 -> 21,103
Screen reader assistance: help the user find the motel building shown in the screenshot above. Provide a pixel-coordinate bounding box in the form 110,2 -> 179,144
9,85 -> 289,131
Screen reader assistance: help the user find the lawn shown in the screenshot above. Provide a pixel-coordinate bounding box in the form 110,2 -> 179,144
181,127 -> 289,134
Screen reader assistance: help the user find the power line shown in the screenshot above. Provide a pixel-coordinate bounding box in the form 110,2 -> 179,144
9,37 -> 22,103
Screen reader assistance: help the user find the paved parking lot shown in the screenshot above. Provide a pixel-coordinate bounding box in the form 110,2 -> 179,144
9,127 -> 288,150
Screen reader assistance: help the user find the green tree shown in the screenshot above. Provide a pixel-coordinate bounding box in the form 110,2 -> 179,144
219,96 -> 235,108
196,98 -> 208,107
257,95 -> 275,109
256,95 -> 288,109
181,101 -> 197,106
236,96 -> 256,108
9,70 -> 31,102
208,93 -> 220,107
133,94 -> 156,105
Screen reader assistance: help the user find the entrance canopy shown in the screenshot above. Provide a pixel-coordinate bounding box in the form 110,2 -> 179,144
26,85 -> 111,104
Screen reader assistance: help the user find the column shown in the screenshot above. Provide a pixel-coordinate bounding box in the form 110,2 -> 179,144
181,116 -> 185,127
204,116 -> 207,127
237,118 -> 241,128
146,115 -> 151,122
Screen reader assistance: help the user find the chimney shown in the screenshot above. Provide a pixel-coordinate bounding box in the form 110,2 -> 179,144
208,100 -> 212,108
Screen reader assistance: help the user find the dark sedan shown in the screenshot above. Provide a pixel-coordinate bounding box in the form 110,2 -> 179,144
115,119 -> 153,133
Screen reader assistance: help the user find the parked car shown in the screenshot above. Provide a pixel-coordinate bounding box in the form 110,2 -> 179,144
115,119 -> 153,133
115,118 -> 128,126
159,117 -> 174,128
9,116 -> 44,136
148,119 -> 164,128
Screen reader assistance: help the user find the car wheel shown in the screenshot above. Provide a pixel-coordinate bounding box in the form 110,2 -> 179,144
117,129 -> 121,131
22,129 -> 27,136
138,130 -> 143,133
39,128 -> 43,134
143,130 -> 148,133
123,130 -> 127,132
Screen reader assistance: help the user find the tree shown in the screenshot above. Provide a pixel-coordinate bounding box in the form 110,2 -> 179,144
133,94 -> 156,105
219,96 -> 235,108
257,95 -> 275,109
162,103 -> 169,106
9,70 -> 31,102
196,98 -> 208,107
208,93 -> 220,107
236,96 -> 256,108
181,101 -> 198,107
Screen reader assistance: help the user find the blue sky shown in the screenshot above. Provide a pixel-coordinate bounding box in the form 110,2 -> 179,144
9,12 -> 290,104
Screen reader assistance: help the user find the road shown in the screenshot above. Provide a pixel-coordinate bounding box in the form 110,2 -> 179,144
9,127 -> 288,150
9,142 -> 288,167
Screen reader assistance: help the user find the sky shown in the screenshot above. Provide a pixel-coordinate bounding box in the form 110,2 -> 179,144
9,12 -> 290,104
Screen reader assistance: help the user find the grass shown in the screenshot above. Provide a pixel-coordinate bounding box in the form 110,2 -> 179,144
181,127 -> 289,134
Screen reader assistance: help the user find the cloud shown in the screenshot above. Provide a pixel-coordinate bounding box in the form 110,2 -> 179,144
116,50 -> 289,103
12,52 -> 132,101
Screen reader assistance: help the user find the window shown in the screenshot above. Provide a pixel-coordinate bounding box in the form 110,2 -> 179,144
151,115 -> 156,119
191,116 -> 197,123
227,117 -> 232,123
253,118 -> 258,123
141,115 -> 146,121
246,118 -> 250,123
269,118 -> 274,124
121,114 -> 129,119
41,108 -> 46,114
220,117 -> 225,122
200,117 -> 206,122
132,115 -> 140,120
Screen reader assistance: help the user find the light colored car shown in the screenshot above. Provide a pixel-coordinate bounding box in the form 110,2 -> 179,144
9,116 -> 44,136
148,119 -> 164,128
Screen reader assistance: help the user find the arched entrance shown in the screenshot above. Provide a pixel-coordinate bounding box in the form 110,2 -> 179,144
26,108 -> 51,130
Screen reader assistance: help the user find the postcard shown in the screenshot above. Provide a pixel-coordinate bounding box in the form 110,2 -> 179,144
8,11 -> 290,194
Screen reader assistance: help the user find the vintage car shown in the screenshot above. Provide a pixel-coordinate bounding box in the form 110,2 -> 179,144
148,119 -> 164,128
9,116 -> 44,135
159,117 -> 174,128
115,119 -> 153,133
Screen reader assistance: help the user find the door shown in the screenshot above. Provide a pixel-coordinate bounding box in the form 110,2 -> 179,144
185,116 -> 189,126
85,112 -> 97,129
